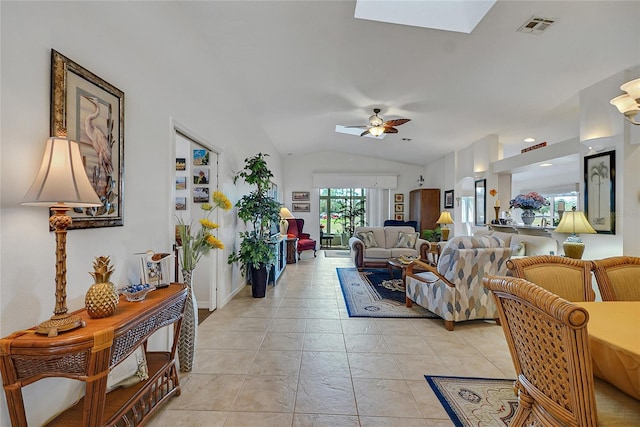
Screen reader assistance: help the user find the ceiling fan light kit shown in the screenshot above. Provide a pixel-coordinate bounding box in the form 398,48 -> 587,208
610,77 -> 640,125
343,108 -> 411,137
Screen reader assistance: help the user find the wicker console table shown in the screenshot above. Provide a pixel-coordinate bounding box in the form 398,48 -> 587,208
0,283 -> 187,427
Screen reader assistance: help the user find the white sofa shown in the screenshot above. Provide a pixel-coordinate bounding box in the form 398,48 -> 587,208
349,226 -> 431,271
474,230 -> 558,257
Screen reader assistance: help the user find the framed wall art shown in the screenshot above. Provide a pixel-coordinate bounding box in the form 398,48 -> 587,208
395,213 -> 404,221
176,176 -> 187,190
176,158 -> 186,171
394,203 -> 404,212
292,191 -> 310,201
584,150 -> 616,234
193,149 -> 209,165
474,179 -> 486,226
193,168 -> 209,184
394,193 -> 404,203
51,49 -> 124,229
444,190 -> 454,209
292,202 -> 310,213
193,187 -> 209,203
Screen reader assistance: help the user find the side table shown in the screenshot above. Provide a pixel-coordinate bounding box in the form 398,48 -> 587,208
321,234 -> 334,248
286,237 -> 298,264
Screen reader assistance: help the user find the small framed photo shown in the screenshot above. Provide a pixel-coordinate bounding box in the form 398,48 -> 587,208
193,187 -> 209,203
395,213 -> 404,221
176,158 -> 186,171
193,149 -> 209,165
395,203 -> 404,212
394,193 -> 404,203
292,191 -> 310,201
444,189 -> 454,209
175,197 -> 186,210
139,252 -> 172,287
292,202 -> 310,213
193,168 -> 209,184
176,176 -> 187,190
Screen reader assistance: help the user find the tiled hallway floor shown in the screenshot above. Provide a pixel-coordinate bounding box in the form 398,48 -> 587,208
148,253 -> 515,426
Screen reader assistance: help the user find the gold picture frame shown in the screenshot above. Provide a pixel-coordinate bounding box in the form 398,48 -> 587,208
51,49 -> 124,229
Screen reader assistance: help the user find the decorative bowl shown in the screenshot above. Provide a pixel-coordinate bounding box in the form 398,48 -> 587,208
119,284 -> 155,302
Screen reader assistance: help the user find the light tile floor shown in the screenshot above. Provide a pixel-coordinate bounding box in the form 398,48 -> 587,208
148,253 -> 516,427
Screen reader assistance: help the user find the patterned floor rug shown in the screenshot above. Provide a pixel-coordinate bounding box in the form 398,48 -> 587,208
337,268 -> 437,318
425,375 -> 518,427
324,250 -> 351,258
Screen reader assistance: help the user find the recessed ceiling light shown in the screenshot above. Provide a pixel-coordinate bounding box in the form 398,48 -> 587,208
539,163 -> 553,167
524,137 -> 535,143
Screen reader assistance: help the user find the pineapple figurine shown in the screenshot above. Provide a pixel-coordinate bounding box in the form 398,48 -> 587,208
85,256 -> 119,318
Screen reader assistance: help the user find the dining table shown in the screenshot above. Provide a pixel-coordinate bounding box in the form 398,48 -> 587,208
576,301 -> 640,401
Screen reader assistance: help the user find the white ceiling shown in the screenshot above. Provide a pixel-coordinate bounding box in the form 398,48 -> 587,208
176,1 -> 640,166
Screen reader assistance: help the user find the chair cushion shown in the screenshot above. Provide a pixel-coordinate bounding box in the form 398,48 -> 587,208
356,230 -> 378,248
394,231 -> 419,248
594,378 -> 640,425
297,238 -> 316,251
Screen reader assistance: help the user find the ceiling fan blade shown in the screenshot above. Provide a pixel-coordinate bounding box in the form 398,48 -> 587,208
360,129 -> 372,137
383,127 -> 399,134
383,118 -> 411,127
344,125 -> 369,129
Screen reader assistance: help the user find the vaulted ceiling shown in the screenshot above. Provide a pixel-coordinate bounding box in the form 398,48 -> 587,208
176,1 -> 640,166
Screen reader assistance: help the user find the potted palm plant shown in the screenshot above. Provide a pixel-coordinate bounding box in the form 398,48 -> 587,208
227,153 -> 281,298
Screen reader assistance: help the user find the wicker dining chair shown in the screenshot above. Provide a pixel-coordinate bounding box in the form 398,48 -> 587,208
483,275 -> 640,426
592,256 -> 640,301
506,255 -> 595,301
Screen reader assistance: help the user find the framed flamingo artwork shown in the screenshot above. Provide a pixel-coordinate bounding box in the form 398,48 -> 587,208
50,49 -> 124,229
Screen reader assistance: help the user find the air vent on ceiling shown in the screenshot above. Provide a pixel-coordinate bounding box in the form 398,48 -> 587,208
517,16 -> 555,35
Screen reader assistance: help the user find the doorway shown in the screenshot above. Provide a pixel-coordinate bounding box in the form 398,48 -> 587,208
173,125 -> 220,311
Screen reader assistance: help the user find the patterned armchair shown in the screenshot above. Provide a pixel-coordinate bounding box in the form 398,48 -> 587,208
405,236 -> 511,331
286,218 -> 316,260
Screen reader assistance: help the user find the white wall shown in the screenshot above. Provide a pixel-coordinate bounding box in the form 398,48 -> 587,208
0,2 -> 282,424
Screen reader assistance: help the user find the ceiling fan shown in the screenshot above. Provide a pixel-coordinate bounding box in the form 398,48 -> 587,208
346,108 -> 411,137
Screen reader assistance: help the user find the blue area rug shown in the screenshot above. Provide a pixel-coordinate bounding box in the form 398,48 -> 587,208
425,375 -> 518,426
336,268 -> 437,318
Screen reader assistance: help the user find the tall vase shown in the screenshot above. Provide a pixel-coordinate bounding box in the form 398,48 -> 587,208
521,209 -> 536,226
178,269 -> 198,372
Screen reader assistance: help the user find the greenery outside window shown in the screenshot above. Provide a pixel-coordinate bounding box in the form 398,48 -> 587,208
319,188 -> 367,236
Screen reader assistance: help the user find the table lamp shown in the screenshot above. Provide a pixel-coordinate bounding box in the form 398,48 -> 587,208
279,207 -> 294,235
21,134 -> 102,336
436,211 -> 454,241
554,206 -> 596,259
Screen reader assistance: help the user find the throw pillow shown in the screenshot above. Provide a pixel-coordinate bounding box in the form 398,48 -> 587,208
356,231 -> 378,248
512,241 -> 526,257
395,231 -> 419,248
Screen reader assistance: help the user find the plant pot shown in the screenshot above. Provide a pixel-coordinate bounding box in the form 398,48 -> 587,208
250,265 -> 269,298
521,210 -> 536,226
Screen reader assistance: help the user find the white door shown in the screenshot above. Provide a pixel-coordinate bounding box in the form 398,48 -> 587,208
174,129 -> 219,311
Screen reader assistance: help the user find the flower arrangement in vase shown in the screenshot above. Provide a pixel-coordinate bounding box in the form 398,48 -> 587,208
509,192 -> 549,225
509,192 -> 550,211
175,190 -> 231,372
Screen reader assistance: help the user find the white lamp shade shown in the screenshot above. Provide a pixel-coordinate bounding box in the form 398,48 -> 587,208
555,210 -> 596,235
621,77 -> 640,100
22,137 -> 102,207
436,211 -> 454,224
369,126 -> 385,137
280,207 -> 295,219
369,113 -> 383,126
610,94 -> 640,114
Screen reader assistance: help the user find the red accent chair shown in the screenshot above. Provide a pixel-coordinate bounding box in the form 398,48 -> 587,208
286,218 -> 317,260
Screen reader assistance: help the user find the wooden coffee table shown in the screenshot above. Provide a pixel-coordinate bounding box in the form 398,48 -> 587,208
387,258 -> 416,284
